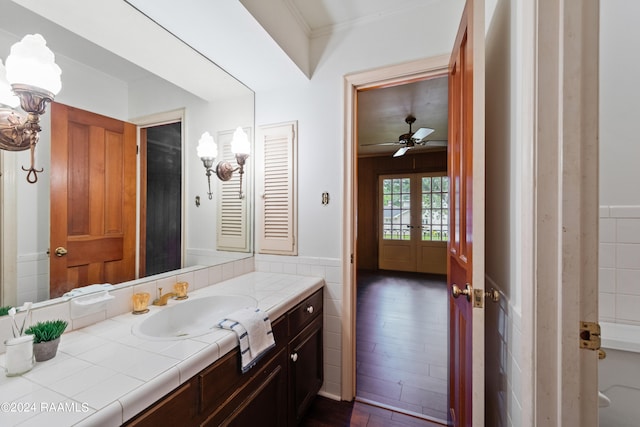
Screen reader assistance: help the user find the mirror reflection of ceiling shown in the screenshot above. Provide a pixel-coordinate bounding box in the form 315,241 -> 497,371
8,0 -> 252,101
357,77 -> 449,157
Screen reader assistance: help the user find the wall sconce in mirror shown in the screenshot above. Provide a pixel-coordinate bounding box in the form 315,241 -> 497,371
196,131 -> 217,200
0,34 -> 62,183
215,127 -> 250,199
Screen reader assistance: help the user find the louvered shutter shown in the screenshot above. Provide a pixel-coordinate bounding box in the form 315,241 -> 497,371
257,122 -> 297,255
216,128 -> 250,252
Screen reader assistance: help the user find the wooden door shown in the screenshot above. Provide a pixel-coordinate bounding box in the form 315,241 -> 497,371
50,103 -> 137,298
378,173 -> 448,274
378,175 -> 416,271
448,0 -> 485,425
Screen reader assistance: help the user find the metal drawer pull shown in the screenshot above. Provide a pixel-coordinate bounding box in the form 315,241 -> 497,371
306,305 -> 314,314
290,353 -> 298,362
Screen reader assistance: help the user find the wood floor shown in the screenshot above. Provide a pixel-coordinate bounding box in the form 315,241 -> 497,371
300,395 -> 444,427
355,270 -> 448,423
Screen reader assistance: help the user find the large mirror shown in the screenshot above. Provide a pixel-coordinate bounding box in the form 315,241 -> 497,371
0,0 -> 254,305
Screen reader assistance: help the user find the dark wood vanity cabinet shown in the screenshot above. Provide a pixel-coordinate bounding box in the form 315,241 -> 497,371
289,315 -> 323,425
124,288 -> 323,427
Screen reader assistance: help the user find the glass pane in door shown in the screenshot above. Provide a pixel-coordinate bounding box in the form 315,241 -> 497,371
382,177 -> 411,240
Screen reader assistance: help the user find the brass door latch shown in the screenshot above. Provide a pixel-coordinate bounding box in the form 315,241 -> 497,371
580,321 -> 601,351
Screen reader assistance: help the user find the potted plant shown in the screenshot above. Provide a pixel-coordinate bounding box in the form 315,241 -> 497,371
25,320 -> 68,362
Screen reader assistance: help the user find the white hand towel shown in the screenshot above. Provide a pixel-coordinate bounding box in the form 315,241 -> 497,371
218,307 -> 275,373
63,283 -> 114,298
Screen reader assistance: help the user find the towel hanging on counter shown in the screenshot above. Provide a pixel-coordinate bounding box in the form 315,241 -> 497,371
217,307 -> 275,373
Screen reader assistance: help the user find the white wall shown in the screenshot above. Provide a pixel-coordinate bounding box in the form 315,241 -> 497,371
255,0 -> 465,259
599,1 -> 640,326
484,0 -> 532,425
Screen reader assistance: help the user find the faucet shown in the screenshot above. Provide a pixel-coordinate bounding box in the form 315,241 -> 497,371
153,287 -> 177,306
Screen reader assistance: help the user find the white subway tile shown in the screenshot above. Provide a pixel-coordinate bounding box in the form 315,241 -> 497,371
600,218 -> 617,243
617,219 -> 640,243
617,269 -> 640,295
616,294 -> 640,322
599,292 -> 615,319
610,205 -> 640,218
600,243 -> 616,268
599,268 -> 616,293
615,243 -> 640,269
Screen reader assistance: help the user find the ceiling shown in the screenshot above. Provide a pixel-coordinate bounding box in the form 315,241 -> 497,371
356,77 -> 448,157
285,0 -> 449,157
285,0 -> 432,37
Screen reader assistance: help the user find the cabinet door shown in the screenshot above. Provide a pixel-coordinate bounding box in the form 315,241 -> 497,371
289,315 -> 323,425
212,349 -> 287,427
125,379 -> 198,427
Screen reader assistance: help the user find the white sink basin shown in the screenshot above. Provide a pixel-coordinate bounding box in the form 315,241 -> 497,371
132,294 -> 257,340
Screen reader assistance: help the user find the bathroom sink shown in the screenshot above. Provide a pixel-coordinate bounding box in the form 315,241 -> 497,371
132,294 -> 257,340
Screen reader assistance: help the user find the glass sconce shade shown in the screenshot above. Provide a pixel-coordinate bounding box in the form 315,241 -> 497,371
5,34 -> 62,97
197,131 -> 217,200
230,126 -> 250,155
0,61 -> 20,108
197,131 -> 217,160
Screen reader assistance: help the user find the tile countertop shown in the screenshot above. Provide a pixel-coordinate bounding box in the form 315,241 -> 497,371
0,272 -> 324,427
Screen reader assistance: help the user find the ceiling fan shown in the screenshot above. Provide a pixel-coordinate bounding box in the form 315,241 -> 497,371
363,114 -> 445,157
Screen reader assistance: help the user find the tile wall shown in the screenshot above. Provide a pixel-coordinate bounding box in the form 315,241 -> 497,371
0,257 -> 255,353
599,205 -> 640,325
254,254 -> 343,399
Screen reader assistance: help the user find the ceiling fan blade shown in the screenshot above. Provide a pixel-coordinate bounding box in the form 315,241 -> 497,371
360,141 -> 400,146
393,146 -> 410,157
411,127 -> 435,141
417,140 -> 448,147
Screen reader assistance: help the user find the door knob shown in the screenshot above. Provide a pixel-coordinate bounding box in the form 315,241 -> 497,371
54,246 -> 68,257
451,283 -> 472,302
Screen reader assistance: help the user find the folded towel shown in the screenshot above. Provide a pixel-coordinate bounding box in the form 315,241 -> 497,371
63,283 -> 114,298
218,307 -> 275,373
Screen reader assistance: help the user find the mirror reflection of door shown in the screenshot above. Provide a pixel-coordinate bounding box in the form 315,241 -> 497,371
139,122 -> 182,277
378,173 -> 449,274
50,103 -> 137,298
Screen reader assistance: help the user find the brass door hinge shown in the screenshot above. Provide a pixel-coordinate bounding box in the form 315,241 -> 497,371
579,321 -> 601,351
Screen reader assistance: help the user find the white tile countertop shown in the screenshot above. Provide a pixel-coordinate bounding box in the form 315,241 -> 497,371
0,272 -> 324,426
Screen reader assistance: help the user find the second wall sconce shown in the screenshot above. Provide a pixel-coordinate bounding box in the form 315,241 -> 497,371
215,127 -> 250,199
0,34 -> 62,183
197,127 -> 250,200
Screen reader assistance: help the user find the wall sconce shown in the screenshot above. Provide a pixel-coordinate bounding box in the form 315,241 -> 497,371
0,34 -> 62,183
215,127 -> 250,199
196,131 -> 217,200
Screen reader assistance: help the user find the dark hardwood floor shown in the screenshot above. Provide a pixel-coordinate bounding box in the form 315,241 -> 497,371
355,270 -> 448,423
300,396 -> 444,427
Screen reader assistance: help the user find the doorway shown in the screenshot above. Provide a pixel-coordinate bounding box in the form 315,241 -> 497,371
378,173 -> 448,274
139,121 -> 183,277
352,68 -> 450,424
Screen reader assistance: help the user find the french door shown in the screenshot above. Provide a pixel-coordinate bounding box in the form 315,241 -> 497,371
378,172 -> 449,274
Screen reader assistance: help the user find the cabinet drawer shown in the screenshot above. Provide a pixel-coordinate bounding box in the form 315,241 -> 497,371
199,315 -> 287,416
288,288 -> 323,339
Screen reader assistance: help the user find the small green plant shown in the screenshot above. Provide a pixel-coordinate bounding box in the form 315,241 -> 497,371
0,306 -> 12,317
25,320 -> 68,344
